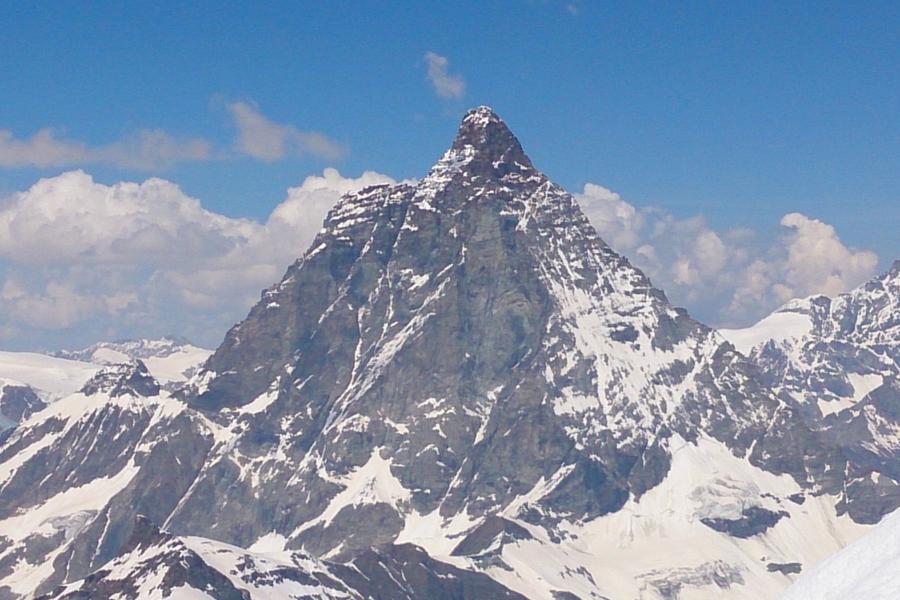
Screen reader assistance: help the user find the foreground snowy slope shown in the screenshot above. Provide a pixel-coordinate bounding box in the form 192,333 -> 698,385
1,108 -> 898,599
779,507 -> 900,600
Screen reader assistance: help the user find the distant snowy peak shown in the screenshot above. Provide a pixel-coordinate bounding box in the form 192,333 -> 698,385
720,262 -> 900,520
721,260 -> 899,356
55,335 -> 193,362
56,336 -> 212,385
719,310 -> 814,356
718,263 -> 899,417
0,337 -> 209,406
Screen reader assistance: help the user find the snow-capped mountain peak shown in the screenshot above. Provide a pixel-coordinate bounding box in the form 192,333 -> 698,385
1,109 -> 898,600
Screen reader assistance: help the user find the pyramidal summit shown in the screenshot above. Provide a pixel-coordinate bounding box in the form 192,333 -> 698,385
0,107 -> 897,600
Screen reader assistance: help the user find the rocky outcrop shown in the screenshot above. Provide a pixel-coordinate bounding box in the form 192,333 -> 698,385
39,516 -> 526,600
0,382 -> 44,430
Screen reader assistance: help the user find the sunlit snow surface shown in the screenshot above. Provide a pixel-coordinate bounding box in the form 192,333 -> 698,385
0,351 -> 98,398
398,435 -> 869,600
719,311 -> 813,356
780,508 -> 900,600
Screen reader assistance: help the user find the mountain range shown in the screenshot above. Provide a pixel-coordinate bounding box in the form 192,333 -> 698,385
0,107 -> 896,599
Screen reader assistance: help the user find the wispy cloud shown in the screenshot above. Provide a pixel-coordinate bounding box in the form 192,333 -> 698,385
0,128 -> 211,170
424,51 -> 466,99
227,101 -> 346,161
0,101 -> 347,171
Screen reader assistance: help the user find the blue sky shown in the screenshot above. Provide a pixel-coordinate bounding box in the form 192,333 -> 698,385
0,2 -> 897,350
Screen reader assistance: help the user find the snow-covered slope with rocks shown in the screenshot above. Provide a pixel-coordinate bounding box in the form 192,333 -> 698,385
40,516 -> 524,600
720,261 -> 900,523
1,108 -> 897,599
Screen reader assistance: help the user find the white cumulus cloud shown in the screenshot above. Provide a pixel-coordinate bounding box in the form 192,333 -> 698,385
0,168 -> 392,347
575,183 -> 880,325
728,213 -> 879,315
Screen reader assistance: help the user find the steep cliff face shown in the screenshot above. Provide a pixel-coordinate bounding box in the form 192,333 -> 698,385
1,108 -> 897,600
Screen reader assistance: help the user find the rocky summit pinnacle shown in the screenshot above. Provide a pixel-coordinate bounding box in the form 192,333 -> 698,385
440,105 -> 534,179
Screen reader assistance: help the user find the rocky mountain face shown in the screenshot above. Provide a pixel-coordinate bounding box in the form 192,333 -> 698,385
1,108 -> 898,599
720,263 -> 900,523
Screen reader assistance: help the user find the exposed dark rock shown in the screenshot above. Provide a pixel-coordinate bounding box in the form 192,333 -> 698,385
451,515 -> 533,556
767,562 -> 802,575
0,384 -> 45,424
701,506 -> 788,538
80,361 -> 159,398
336,543 -> 528,600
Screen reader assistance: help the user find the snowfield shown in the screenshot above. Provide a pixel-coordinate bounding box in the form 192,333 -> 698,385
719,310 -> 813,356
0,351 -> 98,398
780,508 -> 900,600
